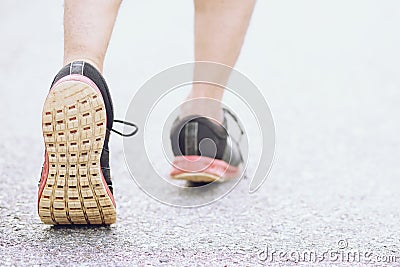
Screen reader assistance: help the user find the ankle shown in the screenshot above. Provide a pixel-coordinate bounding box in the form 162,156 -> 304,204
180,96 -> 224,124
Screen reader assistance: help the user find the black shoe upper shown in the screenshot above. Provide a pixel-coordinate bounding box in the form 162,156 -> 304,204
170,113 -> 243,167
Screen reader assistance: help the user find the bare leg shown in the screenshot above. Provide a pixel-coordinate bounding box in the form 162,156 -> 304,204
63,0 -> 122,73
181,0 -> 256,122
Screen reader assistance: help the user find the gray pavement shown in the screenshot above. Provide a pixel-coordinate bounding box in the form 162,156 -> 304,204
1,0 -> 400,266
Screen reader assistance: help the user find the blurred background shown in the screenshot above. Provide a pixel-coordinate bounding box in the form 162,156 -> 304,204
1,0 -> 400,265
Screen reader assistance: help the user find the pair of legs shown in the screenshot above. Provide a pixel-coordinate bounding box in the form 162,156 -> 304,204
38,0 -> 255,224
64,0 -> 256,122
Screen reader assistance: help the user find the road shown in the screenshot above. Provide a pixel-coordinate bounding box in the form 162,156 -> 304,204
1,0 -> 400,265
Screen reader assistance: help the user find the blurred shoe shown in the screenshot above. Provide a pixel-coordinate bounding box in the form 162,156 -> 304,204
38,61 -> 137,225
169,108 -> 243,183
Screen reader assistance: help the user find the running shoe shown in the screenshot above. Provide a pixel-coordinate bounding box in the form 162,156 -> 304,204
38,61 -> 137,225
169,108 -> 243,183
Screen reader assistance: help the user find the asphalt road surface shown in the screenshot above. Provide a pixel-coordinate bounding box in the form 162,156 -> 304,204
1,0 -> 400,266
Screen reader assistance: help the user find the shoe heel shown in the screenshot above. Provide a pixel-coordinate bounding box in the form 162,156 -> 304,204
170,155 -> 240,183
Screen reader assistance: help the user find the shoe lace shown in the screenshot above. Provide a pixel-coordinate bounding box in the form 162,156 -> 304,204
222,107 -> 245,163
109,119 -> 139,137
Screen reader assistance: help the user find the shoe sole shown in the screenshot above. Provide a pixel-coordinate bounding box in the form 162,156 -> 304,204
170,156 -> 240,183
38,78 -> 116,225
171,172 -> 222,183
